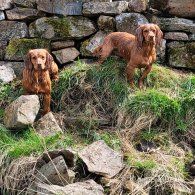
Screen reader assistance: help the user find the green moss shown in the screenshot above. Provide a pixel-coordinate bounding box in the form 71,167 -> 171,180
6,38 -> 50,59
46,17 -> 70,38
80,39 -> 91,56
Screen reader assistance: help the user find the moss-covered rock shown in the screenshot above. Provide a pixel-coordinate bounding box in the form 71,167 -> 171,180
167,41 -> 195,69
5,38 -> 50,61
29,16 -> 97,40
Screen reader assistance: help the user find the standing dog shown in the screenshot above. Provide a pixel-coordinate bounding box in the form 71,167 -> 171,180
22,49 -> 58,115
93,24 -> 163,89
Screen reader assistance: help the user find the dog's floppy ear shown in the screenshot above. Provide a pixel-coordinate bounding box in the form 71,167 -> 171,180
136,24 -> 144,48
24,50 -> 33,71
154,24 -> 163,47
46,50 -> 54,70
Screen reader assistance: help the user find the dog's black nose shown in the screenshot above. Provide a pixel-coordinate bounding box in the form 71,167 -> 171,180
38,64 -> 42,69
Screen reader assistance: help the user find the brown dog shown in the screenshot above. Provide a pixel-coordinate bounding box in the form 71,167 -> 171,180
22,49 -> 58,115
93,24 -> 163,89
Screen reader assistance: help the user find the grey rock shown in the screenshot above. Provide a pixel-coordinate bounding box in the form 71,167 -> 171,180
150,0 -> 195,18
164,32 -> 188,41
4,95 -> 40,130
0,65 -> 16,83
34,112 -> 63,137
156,39 -> 166,63
52,47 -> 80,64
0,21 -> 28,41
83,0 -> 112,2
36,180 -> 104,195
80,31 -> 110,57
29,16 -> 97,40
128,0 -> 148,13
167,41 -> 195,69
0,0 -> 12,10
189,34 -> 195,41
97,15 -> 115,32
0,61 -> 24,79
116,13 -> 148,35
37,0 -> 82,16
5,7 -> 46,20
151,16 -> 195,34
12,0 -> 37,8
51,40 -> 75,50
0,11 -> 5,20
83,1 -> 128,16
79,140 -> 124,178
0,41 -> 7,60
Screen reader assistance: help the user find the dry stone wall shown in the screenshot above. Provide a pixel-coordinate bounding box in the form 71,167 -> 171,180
0,0 -> 194,80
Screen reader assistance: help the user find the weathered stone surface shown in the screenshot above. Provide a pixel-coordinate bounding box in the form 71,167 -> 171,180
83,0 -> 111,2
12,0 -> 36,8
34,112 -> 63,137
29,16 -> 97,40
0,11 -> 5,20
36,180 -> 104,195
79,140 -> 124,178
164,32 -> 188,41
0,65 -> 16,83
51,40 -> 75,50
5,38 -> 50,61
5,7 -> 46,20
151,16 -> 195,34
83,1 -> 128,16
0,21 -> 28,41
80,31 -> 109,57
97,15 -> 115,32
128,0 -> 148,13
36,156 -> 73,185
4,95 -> 40,130
37,0 -> 82,16
0,41 -> 7,60
156,39 -> 166,63
0,0 -> 12,10
0,61 -> 24,78
116,13 -> 148,35
189,34 -> 195,41
52,47 -> 80,64
150,0 -> 195,18
167,41 -> 195,69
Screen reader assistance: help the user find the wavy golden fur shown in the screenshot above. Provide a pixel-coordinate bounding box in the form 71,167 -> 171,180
22,49 -> 58,115
93,23 -> 163,89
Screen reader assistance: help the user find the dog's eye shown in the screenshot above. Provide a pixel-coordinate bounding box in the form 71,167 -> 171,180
32,56 -> 36,60
144,30 -> 149,33
41,56 -> 45,59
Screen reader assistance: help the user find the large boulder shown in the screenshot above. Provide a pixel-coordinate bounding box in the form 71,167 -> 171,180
0,65 -> 16,83
150,0 -> 195,18
36,180 -> 104,195
52,47 -> 80,64
34,112 -> 63,137
0,41 -> 7,60
80,31 -> 109,57
79,140 -> 124,178
0,11 -> 5,20
37,0 -> 82,16
4,95 -> 40,130
164,32 -> 189,41
97,15 -> 115,32
5,38 -> 50,61
0,61 -> 24,78
167,41 -> 195,69
5,7 -> 46,20
116,13 -> 148,35
29,16 -> 97,40
12,0 -> 37,8
128,0 -> 148,13
0,21 -> 28,41
151,16 -> 195,34
0,0 -> 12,10
83,1 -> 128,16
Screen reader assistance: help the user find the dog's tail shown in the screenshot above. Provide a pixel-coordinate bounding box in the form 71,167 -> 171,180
92,45 -> 103,57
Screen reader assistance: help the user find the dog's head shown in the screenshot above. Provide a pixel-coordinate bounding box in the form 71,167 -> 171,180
136,24 -> 163,47
24,49 -> 54,71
